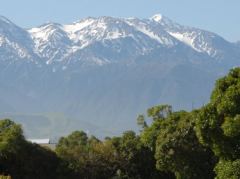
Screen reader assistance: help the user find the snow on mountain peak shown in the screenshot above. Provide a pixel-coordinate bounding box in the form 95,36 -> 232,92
64,18 -> 95,34
2,14 -> 232,67
28,23 -> 63,42
150,14 -> 163,22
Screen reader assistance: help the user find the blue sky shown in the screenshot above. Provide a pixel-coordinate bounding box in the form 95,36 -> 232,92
0,0 -> 239,42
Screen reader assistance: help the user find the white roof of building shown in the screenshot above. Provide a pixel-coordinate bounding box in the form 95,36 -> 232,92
28,138 -> 50,144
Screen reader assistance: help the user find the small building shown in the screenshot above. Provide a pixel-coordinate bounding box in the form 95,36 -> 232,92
28,138 -> 50,144
27,138 -> 56,150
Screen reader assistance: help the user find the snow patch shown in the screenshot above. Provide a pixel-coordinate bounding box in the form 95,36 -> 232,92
105,30 -> 126,40
5,38 -> 31,58
62,66 -> 67,70
28,24 -> 60,42
64,18 -> 95,33
92,57 -> 110,66
126,20 -> 174,46
169,32 -> 201,52
0,36 -> 5,46
139,27 -> 164,44
150,14 -> 163,22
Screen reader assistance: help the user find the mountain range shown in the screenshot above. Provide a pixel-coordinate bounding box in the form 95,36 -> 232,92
0,14 -> 239,138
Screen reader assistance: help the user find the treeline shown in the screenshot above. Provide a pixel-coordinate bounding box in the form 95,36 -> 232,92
1,68 -> 240,179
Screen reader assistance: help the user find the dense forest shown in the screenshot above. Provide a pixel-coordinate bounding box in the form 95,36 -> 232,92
1,68 -> 240,179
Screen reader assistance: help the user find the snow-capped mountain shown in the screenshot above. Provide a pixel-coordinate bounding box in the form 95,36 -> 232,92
0,16 -> 40,65
0,14 -> 239,138
149,14 -> 238,59
19,14 -> 238,67
0,14 -> 238,68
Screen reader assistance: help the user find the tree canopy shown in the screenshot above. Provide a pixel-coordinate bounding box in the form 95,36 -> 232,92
1,67 -> 240,179
195,68 -> 240,178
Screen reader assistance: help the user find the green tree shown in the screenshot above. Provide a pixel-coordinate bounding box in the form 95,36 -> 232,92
195,68 -> 240,178
140,105 -> 173,151
154,111 -> 215,179
109,131 -> 174,179
140,106 -> 215,179
56,131 -> 120,179
0,119 -> 69,179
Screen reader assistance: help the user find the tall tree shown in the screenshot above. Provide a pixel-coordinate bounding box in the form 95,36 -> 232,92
196,68 -> 240,178
140,106 -> 215,179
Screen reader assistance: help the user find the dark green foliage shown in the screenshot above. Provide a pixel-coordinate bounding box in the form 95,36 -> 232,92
56,130 -> 174,179
56,130 -> 120,179
112,131 -> 174,179
196,68 -> 240,158
155,111 -> 215,179
140,105 -> 173,151
140,107 -> 215,179
196,68 -> 240,178
0,119 -> 72,179
214,159 -> 240,179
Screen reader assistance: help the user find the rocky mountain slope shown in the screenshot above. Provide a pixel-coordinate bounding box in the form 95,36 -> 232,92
0,14 -> 239,138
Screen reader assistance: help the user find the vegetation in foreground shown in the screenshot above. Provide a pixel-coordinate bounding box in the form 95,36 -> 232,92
1,68 -> 240,179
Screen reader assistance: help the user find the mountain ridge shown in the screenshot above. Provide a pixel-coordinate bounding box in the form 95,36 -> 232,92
0,14 -> 239,138
1,14 -> 239,67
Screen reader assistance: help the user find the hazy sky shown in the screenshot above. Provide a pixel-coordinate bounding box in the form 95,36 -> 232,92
0,0 -> 239,42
